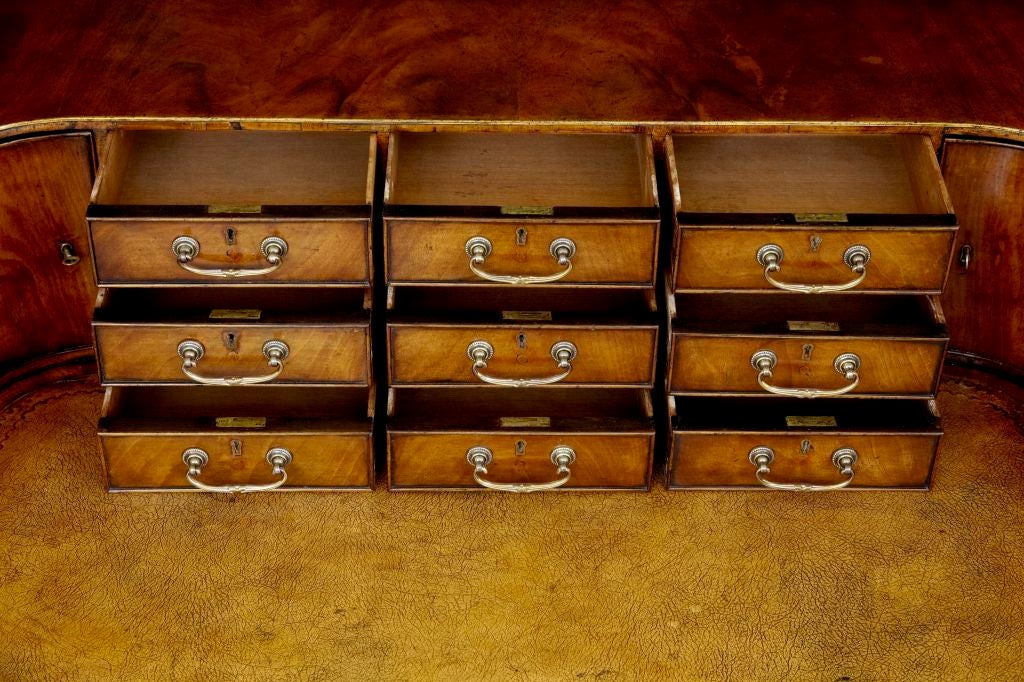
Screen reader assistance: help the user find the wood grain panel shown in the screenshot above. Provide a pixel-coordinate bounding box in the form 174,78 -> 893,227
675,227 -> 956,293
671,335 -> 946,397
386,219 -> 657,285
389,324 -> 657,386
671,433 -> 938,489
94,324 -> 369,385
3,2 -> 1024,127
102,433 -> 372,490
389,432 -> 651,489
90,219 -> 370,285
941,139 -> 1024,375
0,134 -> 95,373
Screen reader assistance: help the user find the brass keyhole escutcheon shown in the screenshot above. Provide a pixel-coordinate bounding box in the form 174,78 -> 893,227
809,235 -> 822,253
515,440 -> 527,456
516,227 -> 528,245
800,439 -> 812,455
223,331 -> 240,353
802,344 -> 814,361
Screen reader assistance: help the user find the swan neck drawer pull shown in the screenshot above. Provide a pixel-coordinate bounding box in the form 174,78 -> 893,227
756,243 -> 871,293
182,447 -> 293,493
467,340 -> 577,387
748,446 -> 858,491
172,235 -> 288,278
465,236 -> 576,284
466,445 -> 576,492
751,349 -> 861,398
177,339 -> 289,385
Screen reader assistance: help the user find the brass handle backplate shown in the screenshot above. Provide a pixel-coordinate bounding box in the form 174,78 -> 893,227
172,235 -> 288,278
466,445 -> 576,492
182,446 -> 292,493
748,445 -> 858,491
467,340 -> 577,386
177,339 -> 289,385
751,349 -> 861,398
465,235 -> 576,284
756,243 -> 871,293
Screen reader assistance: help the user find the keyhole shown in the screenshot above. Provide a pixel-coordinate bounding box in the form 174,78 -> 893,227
517,332 -> 527,349
515,440 -> 526,456
231,439 -> 243,457
516,227 -> 528,245
802,344 -> 814,361
810,235 -> 822,253
800,439 -> 812,455
225,227 -> 236,245
223,332 -> 239,353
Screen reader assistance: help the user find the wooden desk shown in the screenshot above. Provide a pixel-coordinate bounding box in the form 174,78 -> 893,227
1,2 -> 1022,678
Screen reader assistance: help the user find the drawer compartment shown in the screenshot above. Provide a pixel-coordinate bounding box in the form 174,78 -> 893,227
383,131 -> 659,288
88,129 -> 375,285
100,386 -> 373,491
668,134 -> 957,293
90,219 -> 370,285
669,398 -> 941,490
93,289 -> 370,385
385,219 -> 657,286
669,295 -> 947,398
390,324 -> 656,387
388,388 -> 653,490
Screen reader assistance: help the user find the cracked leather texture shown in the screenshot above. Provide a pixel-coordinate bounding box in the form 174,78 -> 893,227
1,370 -> 1022,680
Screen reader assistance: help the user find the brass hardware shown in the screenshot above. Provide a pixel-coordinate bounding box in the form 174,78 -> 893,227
515,440 -> 527,456
224,227 -> 237,245
785,415 -> 838,428
516,227 -> 528,245
809,234 -> 822,252
959,243 -> 972,270
794,212 -> 848,223
215,417 -> 267,428
501,311 -> 552,321
787,321 -> 840,332
222,331 -> 240,353
802,344 -> 814,361
499,205 -> 554,216
751,349 -> 862,398
207,203 -> 261,214
466,445 -> 575,492
499,417 -> 551,428
800,439 -> 812,455
467,340 -> 577,387
171,235 -> 288,278
182,446 -> 292,493
58,241 -> 80,266
756,243 -> 871,293
230,439 -> 242,457
209,309 -> 262,320
465,235 -> 576,284
517,332 -> 527,349
177,339 -> 289,385
747,445 -> 857,491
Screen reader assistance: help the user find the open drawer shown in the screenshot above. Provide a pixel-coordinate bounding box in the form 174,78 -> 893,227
93,288 -> 371,385
669,397 -> 941,490
99,386 -> 374,491
88,129 -> 375,286
669,294 -> 948,398
387,388 -> 654,491
668,134 -> 958,293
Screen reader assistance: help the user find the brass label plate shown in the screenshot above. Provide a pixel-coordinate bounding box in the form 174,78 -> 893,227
210,309 -> 262,320
794,212 -> 848,223
215,417 -> 267,428
785,415 -> 838,428
207,203 -> 262,214
502,310 -> 553,321
787,320 -> 840,332
500,417 -> 551,428
500,205 -> 554,216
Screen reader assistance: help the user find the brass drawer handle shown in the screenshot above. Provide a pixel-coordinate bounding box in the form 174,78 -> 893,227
748,446 -> 858,491
177,339 -> 289,385
466,445 -> 575,492
467,340 -> 577,387
756,243 -> 871,293
465,236 -> 576,284
182,446 -> 292,493
751,350 -> 861,398
172,235 -> 288,278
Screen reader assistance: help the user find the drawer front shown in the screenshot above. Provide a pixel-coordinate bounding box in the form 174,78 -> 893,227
95,324 -> 370,385
389,325 -> 657,386
102,433 -> 372,490
670,433 -> 938,489
386,219 -> 658,285
671,335 -> 945,397
390,432 -> 652,490
675,227 -> 956,292
90,219 -> 369,285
